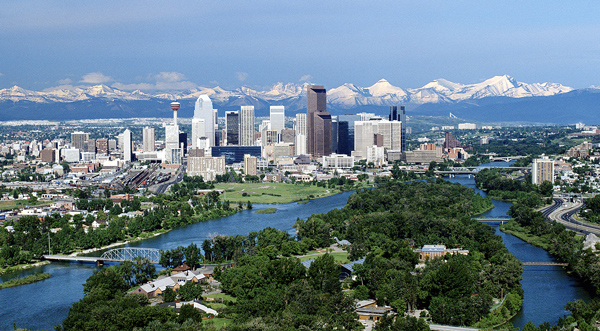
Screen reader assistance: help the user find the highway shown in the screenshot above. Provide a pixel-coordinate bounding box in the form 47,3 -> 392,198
545,197 -> 600,235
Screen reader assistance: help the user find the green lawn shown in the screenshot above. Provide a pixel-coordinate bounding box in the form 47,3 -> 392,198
298,252 -> 350,264
0,199 -> 52,209
203,317 -> 233,329
205,292 -> 237,303
213,183 -> 340,204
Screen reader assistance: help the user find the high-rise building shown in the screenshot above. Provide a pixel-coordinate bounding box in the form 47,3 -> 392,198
337,114 -> 360,156
306,85 -> 332,158
71,132 -> 89,151
165,102 -> 181,163
179,132 -> 188,155
95,138 -> 108,155
444,132 -> 460,149
85,139 -> 96,154
240,106 -> 255,146
532,157 -> 554,185
390,106 -> 406,152
331,117 -> 339,154
108,139 -> 117,151
193,95 -> 216,148
226,111 -> 240,145
143,127 -> 155,152
295,113 -> 307,156
123,129 -> 132,162
353,120 -> 402,159
244,154 -> 258,176
270,106 -> 285,134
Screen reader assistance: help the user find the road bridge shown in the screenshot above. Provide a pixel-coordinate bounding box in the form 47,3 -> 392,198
473,218 -> 511,223
522,262 -> 569,266
43,247 -> 161,266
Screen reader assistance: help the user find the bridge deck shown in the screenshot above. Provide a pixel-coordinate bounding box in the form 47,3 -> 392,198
522,262 -> 569,266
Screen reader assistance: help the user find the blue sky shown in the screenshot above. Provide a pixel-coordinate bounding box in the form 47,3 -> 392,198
1,1 -> 600,91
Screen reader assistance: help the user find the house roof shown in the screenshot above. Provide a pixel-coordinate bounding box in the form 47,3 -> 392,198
140,276 -> 175,293
342,258 -> 365,273
422,245 -> 446,252
177,301 -> 218,316
301,258 -> 314,269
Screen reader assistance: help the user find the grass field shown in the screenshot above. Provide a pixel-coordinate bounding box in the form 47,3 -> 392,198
213,183 -> 341,204
298,252 -> 350,264
203,317 -> 233,329
205,292 -> 237,303
0,199 -> 52,209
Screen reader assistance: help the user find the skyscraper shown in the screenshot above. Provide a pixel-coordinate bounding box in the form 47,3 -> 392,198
270,106 -> 285,134
226,111 -> 240,145
95,138 -> 108,155
143,127 -> 155,152
123,129 -> 132,162
295,113 -> 307,156
71,131 -> 89,151
389,106 -> 406,152
532,157 -> 554,185
240,106 -> 255,146
193,95 -> 216,149
306,85 -> 332,158
165,102 -> 180,163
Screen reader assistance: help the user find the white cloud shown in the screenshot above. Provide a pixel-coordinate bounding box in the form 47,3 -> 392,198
299,74 -> 312,82
154,72 -> 187,83
0,72 -> 4,77
58,78 -> 72,84
80,72 -> 112,84
111,72 -> 197,91
236,72 -> 249,82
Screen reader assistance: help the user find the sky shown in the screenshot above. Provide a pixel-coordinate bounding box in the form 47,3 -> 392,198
2,1 -> 600,91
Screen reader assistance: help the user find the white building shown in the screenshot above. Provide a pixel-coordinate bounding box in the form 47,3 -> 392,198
62,148 -> 80,163
240,106 -> 255,146
366,145 -> 385,165
193,95 -> 216,148
532,157 -> 554,185
270,106 -> 285,134
143,127 -> 155,152
458,123 -> 476,130
353,120 -> 402,160
187,156 -> 226,181
322,153 -> 354,169
295,113 -> 307,156
123,129 -> 132,162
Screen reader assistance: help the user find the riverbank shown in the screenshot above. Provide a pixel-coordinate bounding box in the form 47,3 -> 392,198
500,220 -> 552,250
0,272 -> 50,289
214,182 -> 365,204
0,260 -> 50,275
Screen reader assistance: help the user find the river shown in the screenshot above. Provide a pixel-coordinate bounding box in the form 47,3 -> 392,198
445,162 -> 591,328
0,170 -> 592,330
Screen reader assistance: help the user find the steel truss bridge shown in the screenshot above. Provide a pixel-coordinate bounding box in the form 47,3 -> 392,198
43,247 -> 161,265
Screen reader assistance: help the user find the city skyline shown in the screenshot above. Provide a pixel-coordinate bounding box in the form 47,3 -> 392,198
2,1 -> 600,91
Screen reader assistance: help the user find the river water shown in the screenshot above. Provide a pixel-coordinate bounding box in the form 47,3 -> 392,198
0,169 -> 592,330
445,162 -> 591,328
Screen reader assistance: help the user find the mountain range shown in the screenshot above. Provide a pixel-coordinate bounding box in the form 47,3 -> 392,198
0,75 -> 598,124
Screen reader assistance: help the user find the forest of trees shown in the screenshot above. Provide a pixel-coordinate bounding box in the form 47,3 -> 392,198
209,180 -> 523,329
0,176 -> 237,269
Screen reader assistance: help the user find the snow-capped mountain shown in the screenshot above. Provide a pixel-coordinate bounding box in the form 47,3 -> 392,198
0,75 -> 574,110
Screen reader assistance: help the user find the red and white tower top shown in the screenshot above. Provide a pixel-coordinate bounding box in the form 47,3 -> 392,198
171,101 -> 180,125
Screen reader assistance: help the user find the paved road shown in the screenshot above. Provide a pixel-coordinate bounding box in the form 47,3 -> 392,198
547,198 -> 600,235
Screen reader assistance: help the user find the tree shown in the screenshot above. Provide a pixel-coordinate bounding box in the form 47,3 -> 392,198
308,253 -> 341,295
163,287 -> 176,302
184,243 -> 202,268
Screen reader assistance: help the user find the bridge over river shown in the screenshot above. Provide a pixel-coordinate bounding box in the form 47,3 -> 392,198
43,247 -> 161,266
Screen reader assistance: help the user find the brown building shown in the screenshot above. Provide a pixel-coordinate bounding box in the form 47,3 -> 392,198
306,85 -> 332,158
96,138 -> 109,155
443,132 -> 460,149
40,149 -> 56,163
